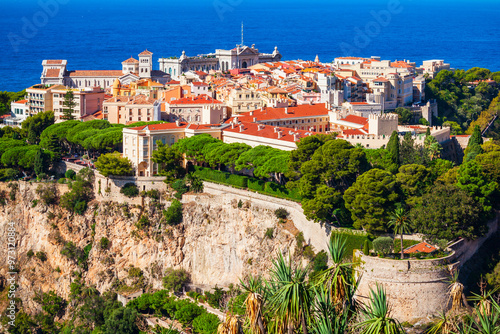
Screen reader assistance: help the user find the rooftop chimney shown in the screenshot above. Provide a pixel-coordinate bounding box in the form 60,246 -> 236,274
293,133 -> 300,141
274,127 -> 279,133
253,117 -> 257,122
277,130 -> 283,139
239,124 -> 244,132
258,124 -> 265,131
285,107 -> 289,114
250,110 -> 254,116
231,122 -> 235,129
176,119 -> 180,126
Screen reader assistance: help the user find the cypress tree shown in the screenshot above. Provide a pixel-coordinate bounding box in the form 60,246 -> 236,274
465,125 -> 484,161
387,131 -> 400,166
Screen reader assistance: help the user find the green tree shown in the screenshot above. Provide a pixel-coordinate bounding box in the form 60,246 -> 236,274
386,131 -> 400,168
104,307 -> 139,334
344,169 -> 400,232
192,311 -> 220,334
164,199 -> 183,225
394,107 -> 413,125
388,208 -> 411,259
62,90 -> 77,120
395,164 -> 431,206
410,184 -> 487,241
456,160 -> 497,212
162,268 -> 190,293
95,152 -> 133,177
21,110 -> 55,145
465,125 -> 484,161
152,141 -> 184,182
33,148 -> 47,176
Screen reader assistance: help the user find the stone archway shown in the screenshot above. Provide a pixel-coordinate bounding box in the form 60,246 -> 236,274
242,61 -> 248,69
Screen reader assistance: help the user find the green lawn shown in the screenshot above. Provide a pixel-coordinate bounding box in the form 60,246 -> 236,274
330,231 -> 370,260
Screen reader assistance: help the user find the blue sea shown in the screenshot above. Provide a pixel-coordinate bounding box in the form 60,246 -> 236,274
1,0 -> 499,92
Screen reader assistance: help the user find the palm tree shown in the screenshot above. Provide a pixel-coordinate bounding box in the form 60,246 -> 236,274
388,208 -> 411,259
267,252 -> 312,334
447,271 -> 469,313
355,284 -> 403,334
240,275 -> 267,334
186,172 -> 204,193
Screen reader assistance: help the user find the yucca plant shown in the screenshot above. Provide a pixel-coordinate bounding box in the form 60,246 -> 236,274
447,271 -> 468,312
427,312 -> 458,334
240,275 -> 267,334
267,252 -> 312,334
355,284 -> 403,334
218,313 -> 242,334
310,285 -> 350,334
318,234 -> 353,311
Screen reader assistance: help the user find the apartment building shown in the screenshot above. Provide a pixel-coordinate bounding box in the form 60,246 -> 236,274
103,94 -> 160,125
52,87 -> 105,121
163,95 -> 226,124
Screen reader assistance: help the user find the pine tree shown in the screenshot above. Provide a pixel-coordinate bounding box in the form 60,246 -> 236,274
387,131 -> 400,166
62,90 -> 76,120
465,125 -> 484,161
33,149 -> 45,176
46,133 -> 62,161
425,127 -> 431,137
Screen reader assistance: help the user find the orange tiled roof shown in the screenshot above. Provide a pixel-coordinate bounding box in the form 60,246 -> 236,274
192,82 -> 209,87
46,60 -> 63,64
69,70 -> 123,77
46,69 -> 61,78
139,49 -> 153,56
403,242 -> 437,254
235,104 -> 329,122
341,115 -> 368,125
122,57 -> 139,64
13,99 -> 28,104
223,121 -> 318,143
129,122 -> 189,131
169,94 -> 221,105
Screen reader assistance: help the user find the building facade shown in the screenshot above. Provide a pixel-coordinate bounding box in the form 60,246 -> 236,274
158,45 -> 282,80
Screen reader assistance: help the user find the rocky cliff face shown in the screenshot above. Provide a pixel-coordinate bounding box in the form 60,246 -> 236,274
0,182 -> 296,314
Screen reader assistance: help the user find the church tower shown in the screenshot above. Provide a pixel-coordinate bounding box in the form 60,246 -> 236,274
138,50 -> 153,78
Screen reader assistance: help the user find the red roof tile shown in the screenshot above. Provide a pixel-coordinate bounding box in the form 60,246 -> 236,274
139,49 -> 153,56
341,115 -> 368,125
122,57 -> 139,64
403,242 -> 437,254
168,94 -> 221,105
128,122 -> 188,131
69,70 -> 123,77
223,122 -> 318,143
13,99 -> 28,104
46,69 -> 61,78
46,60 -> 63,64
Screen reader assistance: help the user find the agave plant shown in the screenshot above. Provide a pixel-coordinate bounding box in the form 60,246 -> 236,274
240,275 -> 267,334
355,284 -> 403,334
427,312 -> 458,334
267,252 -> 312,334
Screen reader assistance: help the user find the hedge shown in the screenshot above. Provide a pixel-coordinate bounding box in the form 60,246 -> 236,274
193,166 -> 302,202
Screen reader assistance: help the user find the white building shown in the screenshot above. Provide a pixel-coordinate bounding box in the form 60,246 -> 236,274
6,99 -> 30,126
158,45 -> 282,80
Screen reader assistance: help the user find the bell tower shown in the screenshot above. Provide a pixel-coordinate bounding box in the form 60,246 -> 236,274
138,50 -> 153,78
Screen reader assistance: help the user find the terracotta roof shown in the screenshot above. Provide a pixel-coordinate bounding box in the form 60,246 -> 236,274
129,94 -> 157,105
187,124 -> 221,130
139,49 -> 153,56
342,129 -> 367,135
341,115 -> 368,125
194,71 -> 208,76
82,110 -> 103,121
13,99 -> 28,104
235,104 -> 329,122
223,121 -> 318,143
349,102 -> 370,105
129,122 -> 188,131
403,242 -> 437,254
192,82 -> 209,87
166,80 -> 180,85
168,94 -> 221,105
46,60 -> 63,64
373,77 -> 389,82
122,57 -> 139,64
45,69 -> 61,78
68,70 -> 123,77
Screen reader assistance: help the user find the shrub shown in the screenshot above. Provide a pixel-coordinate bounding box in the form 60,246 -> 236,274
31,200 -> 38,208
36,183 -> 58,205
163,268 -> 190,293
193,166 -> 248,188
100,237 -> 110,250
164,200 -> 183,226
275,208 -> 289,219
265,228 -> 274,239
120,183 -> 139,198
363,240 -> 370,255
171,179 -> 188,199
248,178 -> 265,192
303,245 -> 315,260
36,251 -> 47,262
237,199 -> 243,208
204,286 -> 225,309
296,232 -> 305,249
57,178 -> 66,184
128,266 -> 143,278
65,169 -> 76,180
7,182 -> 18,201
373,237 -> 394,256
27,249 -> 34,259
175,302 -> 204,326
192,312 -> 220,334
145,189 -> 160,200
136,215 -> 150,229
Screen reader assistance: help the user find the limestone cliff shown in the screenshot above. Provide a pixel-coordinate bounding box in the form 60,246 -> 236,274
0,182 -> 296,315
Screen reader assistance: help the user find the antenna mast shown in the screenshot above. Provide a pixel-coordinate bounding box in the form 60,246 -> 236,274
241,22 -> 244,46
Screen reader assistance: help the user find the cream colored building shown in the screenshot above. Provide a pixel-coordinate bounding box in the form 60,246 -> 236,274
164,95 -> 227,124
103,94 -> 160,125
226,88 -> 263,115
418,60 -> 451,78
26,84 -> 58,115
122,122 -> 223,176
52,87 -> 104,122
